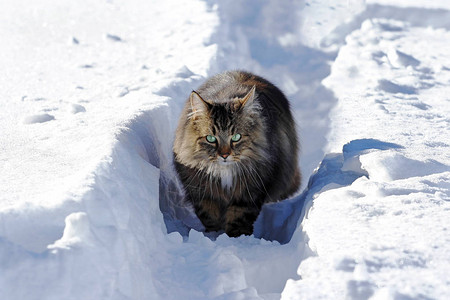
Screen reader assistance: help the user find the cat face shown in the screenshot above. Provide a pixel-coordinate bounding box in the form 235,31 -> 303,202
185,87 -> 269,174
197,105 -> 247,166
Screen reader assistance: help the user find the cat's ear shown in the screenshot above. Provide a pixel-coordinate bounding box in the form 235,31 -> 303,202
189,91 -> 211,120
239,85 -> 256,108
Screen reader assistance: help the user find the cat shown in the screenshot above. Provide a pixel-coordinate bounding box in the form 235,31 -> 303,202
173,70 -> 300,237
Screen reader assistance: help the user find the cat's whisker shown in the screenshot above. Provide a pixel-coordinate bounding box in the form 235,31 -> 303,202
249,163 -> 275,202
237,163 -> 257,208
240,161 -> 271,203
187,167 -> 201,183
200,171 -> 209,204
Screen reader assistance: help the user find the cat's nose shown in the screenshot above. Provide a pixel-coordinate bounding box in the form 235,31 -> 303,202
220,153 -> 230,159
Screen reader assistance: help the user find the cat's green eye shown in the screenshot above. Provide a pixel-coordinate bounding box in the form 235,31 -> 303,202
206,135 -> 217,143
231,133 -> 241,142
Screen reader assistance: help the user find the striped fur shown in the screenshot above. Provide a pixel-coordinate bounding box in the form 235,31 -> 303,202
173,70 -> 300,237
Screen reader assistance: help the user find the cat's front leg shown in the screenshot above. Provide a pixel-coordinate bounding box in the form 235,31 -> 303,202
224,205 -> 260,237
193,198 -> 224,232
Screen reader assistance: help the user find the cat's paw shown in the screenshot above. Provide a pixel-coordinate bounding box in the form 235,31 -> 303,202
225,224 -> 253,237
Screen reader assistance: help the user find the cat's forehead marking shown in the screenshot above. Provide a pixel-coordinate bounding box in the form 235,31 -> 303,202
211,105 -> 233,131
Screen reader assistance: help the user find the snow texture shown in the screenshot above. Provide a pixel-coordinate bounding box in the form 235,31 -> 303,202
1,0 -> 449,299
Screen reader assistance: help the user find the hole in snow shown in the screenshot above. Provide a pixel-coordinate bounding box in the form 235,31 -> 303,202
23,113 -> 55,124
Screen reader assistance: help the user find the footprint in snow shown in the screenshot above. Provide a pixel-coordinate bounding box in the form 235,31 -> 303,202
71,37 -> 79,45
118,87 -> 129,97
106,34 -> 123,42
23,114 -> 55,124
175,66 -> 195,79
410,101 -> 431,110
387,49 -> 421,68
80,64 -> 95,69
377,79 -> 417,95
21,96 -> 47,102
70,104 -> 86,114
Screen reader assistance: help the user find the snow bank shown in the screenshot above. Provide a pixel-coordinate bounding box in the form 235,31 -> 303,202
283,13 -> 450,300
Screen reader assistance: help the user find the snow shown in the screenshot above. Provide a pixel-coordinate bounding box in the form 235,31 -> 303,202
283,9 -> 450,300
367,0 -> 450,10
1,0 -> 449,300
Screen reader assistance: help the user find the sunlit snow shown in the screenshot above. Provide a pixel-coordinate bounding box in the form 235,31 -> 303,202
1,0 -> 449,299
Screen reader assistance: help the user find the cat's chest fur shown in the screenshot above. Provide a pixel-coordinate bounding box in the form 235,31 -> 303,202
219,167 -> 234,191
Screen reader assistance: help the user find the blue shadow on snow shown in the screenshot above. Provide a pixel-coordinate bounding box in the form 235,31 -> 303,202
253,139 -> 403,244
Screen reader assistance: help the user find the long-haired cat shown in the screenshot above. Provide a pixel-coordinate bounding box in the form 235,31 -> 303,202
173,70 -> 300,237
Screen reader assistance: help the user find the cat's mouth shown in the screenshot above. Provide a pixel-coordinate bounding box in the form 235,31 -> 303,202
217,156 -> 234,166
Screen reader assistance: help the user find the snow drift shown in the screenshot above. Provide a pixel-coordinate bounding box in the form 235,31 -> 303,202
1,0 -> 450,299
